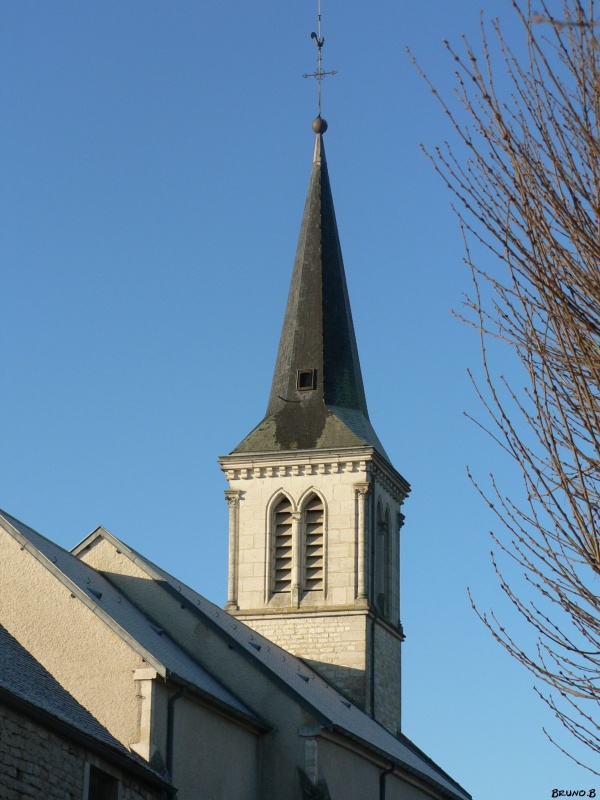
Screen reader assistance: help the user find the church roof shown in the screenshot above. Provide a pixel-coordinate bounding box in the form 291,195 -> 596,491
232,123 -> 390,462
0,623 -> 127,750
0,509 -> 265,731
73,525 -> 472,800
0,624 -> 174,793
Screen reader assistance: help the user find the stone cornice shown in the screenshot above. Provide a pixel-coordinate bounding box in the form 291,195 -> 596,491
371,460 -> 410,505
220,451 -> 372,482
219,446 -> 410,502
220,445 -> 375,468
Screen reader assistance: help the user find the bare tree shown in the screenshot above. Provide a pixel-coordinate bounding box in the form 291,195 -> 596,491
412,0 -> 600,772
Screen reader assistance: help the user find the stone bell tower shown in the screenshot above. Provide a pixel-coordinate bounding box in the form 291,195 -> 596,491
219,118 -> 409,735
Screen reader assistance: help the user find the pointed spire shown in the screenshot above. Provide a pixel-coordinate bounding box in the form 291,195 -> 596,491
233,121 -> 388,460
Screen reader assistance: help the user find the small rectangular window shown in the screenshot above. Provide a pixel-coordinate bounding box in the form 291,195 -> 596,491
87,765 -> 119,800
297,369 -> 316,391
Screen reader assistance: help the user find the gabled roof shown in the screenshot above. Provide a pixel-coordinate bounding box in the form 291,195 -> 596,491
0,623 -> 128,752
0,509 -> 265,731
232,124 -> 390,463
0,624 -> 174,793
73,525 -> 471,800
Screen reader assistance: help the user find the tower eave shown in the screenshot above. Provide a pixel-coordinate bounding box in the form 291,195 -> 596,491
229,403 -> 391,463
220,443 -> 410,501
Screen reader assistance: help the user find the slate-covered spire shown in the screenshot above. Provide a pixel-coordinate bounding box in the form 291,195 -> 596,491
233,119 -> 388,460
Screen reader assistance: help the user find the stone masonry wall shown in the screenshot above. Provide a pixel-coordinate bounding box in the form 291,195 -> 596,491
223,454 -> 371,610
241,612 -> 368,708
372,621 -> 402,735
0,700 -> 164,800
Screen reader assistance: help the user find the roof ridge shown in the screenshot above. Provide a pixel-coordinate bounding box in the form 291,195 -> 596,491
85,527 -> 470,800
0,511 -> 262,726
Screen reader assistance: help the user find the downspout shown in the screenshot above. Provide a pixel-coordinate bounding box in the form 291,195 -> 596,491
379,763 -> 395,800
166,686 -> 186,780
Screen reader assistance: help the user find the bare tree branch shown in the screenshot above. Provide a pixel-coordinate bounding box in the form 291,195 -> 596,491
412,0 -> 600,771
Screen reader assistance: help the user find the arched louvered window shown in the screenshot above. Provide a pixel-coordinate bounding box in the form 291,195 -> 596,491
303,494 -> 324,592
375,502 -> 391,617
384,507 -> 392,611
273,498 -> 293,593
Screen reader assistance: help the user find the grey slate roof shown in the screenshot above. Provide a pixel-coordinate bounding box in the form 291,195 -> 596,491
75,527 -> 472,800
0,510 -> 263,729
0,623 -> 127,751
0,625 -> 171,790
232,130 -> 391,463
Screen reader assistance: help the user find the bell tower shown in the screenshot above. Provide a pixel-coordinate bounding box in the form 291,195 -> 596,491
219,118 -> 409,735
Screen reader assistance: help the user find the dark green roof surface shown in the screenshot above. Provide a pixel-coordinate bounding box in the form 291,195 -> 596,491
233,130 -> 389,462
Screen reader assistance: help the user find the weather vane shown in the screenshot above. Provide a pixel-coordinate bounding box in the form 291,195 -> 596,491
302,0 -> 337,118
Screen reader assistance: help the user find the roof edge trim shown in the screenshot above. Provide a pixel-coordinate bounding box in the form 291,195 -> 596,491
0,515 -> 167,679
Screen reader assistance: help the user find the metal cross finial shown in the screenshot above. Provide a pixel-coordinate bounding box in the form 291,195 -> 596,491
302,0 -> 337,117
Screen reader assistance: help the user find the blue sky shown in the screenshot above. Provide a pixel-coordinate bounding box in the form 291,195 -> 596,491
1,2 -> 596,798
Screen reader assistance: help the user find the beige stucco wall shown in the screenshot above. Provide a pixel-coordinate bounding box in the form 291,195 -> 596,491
172,693 -> 258,800
318,736 -> 449,800
78,536 -> 329,800
75,538 -> 263,799
0,526 -> 145,750
77,536 -> 465,800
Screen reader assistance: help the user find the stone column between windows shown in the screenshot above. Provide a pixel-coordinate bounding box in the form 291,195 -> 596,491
225,490 -> 241,611
354,482 -> 370,602
291,511 -> 302,607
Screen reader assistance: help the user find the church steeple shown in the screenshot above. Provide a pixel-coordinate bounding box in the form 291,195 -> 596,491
220,117 -> 409,736
233,119 -> 388,461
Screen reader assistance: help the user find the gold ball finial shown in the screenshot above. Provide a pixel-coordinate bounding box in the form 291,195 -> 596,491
312,116 -> 328,134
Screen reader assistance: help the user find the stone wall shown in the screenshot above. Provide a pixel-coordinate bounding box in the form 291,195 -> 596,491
223,453 -> 372,610
0,700 -> 164,800
221,448 -> 408,733
371,621 -> 402,734
241,611 -> 402,734
241,611 -> 368,707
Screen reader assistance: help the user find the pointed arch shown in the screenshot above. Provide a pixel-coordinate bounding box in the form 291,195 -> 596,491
300,490 -> 326,594
265,488 -> 296,517
375,499 -> 391,617
384,505 -> 392,613
267,491 -> 295,595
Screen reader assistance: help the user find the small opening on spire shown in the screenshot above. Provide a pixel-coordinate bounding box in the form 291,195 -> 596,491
297,369 -> 317,391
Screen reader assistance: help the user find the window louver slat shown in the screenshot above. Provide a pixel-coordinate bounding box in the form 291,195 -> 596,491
304,495 -> 324,592
274,499 -> 293,593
